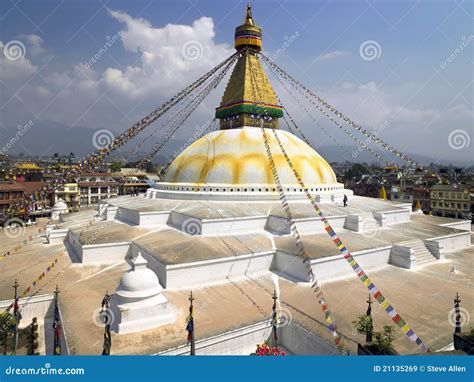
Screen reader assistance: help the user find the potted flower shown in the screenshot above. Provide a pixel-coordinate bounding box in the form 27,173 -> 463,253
252,342 -> 286,356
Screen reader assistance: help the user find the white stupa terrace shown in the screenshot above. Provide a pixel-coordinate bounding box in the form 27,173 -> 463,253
1,6 -> 472,356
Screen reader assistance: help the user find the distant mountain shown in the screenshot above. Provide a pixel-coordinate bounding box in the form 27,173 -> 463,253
312,145 -> 474,168
2,121 -> 472,168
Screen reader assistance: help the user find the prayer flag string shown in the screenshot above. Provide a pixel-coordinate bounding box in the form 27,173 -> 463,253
271,128 -> 429,353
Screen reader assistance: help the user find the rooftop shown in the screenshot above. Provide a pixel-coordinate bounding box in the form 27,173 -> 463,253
1,223 -> 472,355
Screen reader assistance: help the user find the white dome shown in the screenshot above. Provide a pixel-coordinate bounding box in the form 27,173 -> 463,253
116,254 -> 162,300
164,127 -> 338,186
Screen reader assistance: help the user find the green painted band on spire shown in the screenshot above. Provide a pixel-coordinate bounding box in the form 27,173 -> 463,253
215,101 -> 284,119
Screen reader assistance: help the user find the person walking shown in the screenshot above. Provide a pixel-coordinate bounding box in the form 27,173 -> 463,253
343,194 -> 348,207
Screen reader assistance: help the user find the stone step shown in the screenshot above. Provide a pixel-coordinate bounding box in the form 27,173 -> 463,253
396,238 -> 437,266
397,239 -> 423,247
416,253 -> 435,262
417,257 -> 436,265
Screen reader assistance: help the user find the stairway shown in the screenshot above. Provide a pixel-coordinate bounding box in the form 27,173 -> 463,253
359,213 -> 380,234
397,239 -> 436,266
344,212 -> 380,234
97,202 -> 108,220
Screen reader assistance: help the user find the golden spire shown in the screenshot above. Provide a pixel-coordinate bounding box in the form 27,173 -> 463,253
234,4 -> 262,51
243,4 -> 255,25
216,5 -> 283,130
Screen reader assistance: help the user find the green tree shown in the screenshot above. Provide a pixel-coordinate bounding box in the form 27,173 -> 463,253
352,314 -> 373,338
110,162 -> 122,172
0,311 -> 16,355
373,325 -> 395,354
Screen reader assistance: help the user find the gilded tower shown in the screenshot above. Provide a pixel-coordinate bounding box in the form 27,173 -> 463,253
216,5 -> 283,130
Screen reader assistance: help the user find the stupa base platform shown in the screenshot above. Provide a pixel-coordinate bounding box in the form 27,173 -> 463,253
42,194 -> 471,289
111,294 -> 176,334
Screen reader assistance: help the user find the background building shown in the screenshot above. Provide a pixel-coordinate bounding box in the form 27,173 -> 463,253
54,182 -> 79,212
430,184 -> 471,219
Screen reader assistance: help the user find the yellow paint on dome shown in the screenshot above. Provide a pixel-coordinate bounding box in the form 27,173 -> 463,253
164,128 -> 338,186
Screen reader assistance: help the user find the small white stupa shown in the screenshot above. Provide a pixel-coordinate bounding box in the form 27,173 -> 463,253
111,253 -> 175,334
51,198 -> 68,220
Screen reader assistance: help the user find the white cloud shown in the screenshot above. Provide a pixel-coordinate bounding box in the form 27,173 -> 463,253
0,10 -> 471,162
315,50 -> 350,62
0,10 -> 233,130
0,41 -> 37,82
18,34 -> 46,56
103,9 -> 233,98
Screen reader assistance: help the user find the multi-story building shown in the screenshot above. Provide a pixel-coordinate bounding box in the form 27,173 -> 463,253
77,173 -> 119,206
52,152 -> 76,165
390,187 -> 413,204
0,181 -> 26,220
119,177 -> 150,195
79,181 -> 120,206
412,185 -> 431,213
15,162 -> 43,181
430,184 -> 471,219
54,182 -> 79,212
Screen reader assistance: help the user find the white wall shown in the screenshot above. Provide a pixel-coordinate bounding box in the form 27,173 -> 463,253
156,321 -> 338,355
81,242 -> 131,264
311,246 -> 392,281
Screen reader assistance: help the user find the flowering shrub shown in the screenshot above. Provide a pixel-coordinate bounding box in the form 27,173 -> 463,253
254,342 -> 286,356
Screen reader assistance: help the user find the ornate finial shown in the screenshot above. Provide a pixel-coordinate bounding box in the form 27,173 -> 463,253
454,292 -> 461,304
272,290 -> 278,301
189,291 -> 194,303
54,285 -> 60,307
101,290 -> 110,309
245,4 -> 254,25
234,4 -> 262,52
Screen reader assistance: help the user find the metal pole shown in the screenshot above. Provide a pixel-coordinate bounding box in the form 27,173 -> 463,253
188,291 -> 195,356
454,292 -> 461,334
53,285 -> 61,355
12,279 -> 20,355
271,290 -> 279,345
366,293 -> 373,344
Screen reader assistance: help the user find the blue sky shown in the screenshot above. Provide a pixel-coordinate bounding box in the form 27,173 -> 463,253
0,0 -> 472,163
